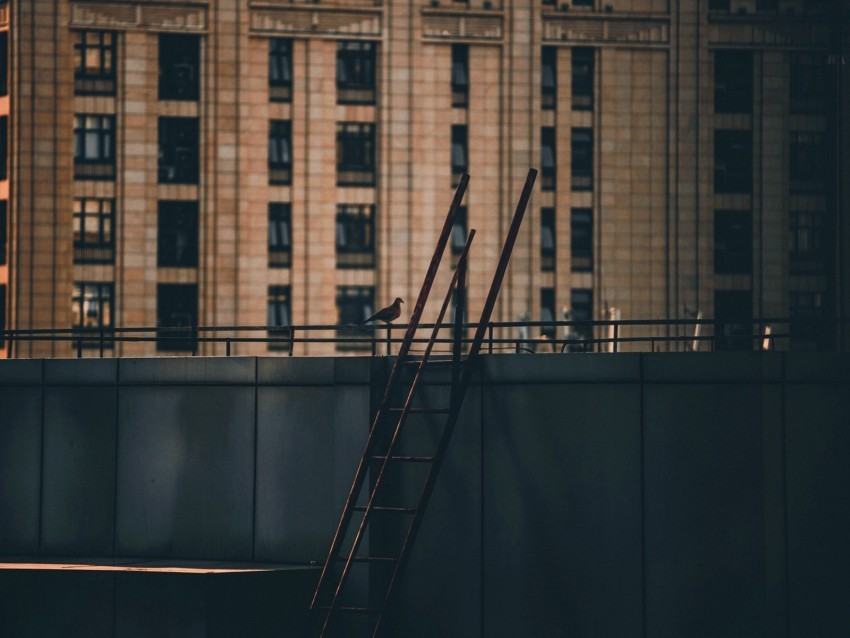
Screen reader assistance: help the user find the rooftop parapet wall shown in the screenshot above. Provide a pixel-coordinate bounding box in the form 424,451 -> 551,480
1,353 -> 848,637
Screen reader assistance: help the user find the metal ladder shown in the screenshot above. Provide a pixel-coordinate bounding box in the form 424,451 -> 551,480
309,169 -> 537,637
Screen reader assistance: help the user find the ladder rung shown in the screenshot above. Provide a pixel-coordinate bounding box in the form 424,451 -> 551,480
370,455 -> 434,463
388,407 -> 451,415
336,556 -> 397,563
319,606 -> 378,614
353,505 -> 416,514
401,359 -> 464,366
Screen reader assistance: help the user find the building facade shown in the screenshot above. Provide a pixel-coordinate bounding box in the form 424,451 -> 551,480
0,0 -> 847,357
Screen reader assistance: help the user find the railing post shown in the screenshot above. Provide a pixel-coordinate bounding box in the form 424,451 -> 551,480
453,252 -> 467,364
226,338 -> 231,357
386,324 -> 392,356
288,328 -> 295,357
488,322 -> 493,354
99,327 -> 105,358
77,333 -> 83,358
613,322 -> 619,353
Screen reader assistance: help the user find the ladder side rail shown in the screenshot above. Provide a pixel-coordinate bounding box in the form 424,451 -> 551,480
321,232 -> 476,636
310,175 -> 469,618
373,169 -> 536,637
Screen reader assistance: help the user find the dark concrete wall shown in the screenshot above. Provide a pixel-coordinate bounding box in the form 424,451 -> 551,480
1,353 -> 848,637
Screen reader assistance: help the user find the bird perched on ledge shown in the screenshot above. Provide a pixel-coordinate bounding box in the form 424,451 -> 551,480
360,297 -> 404,325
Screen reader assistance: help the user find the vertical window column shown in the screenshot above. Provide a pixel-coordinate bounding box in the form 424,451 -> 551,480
74,114 -> 115,180
267,286 -> 291,350
269,38 -> 292,102
540,208 -> 555,272
451,125 -> 468,186
157,283 -> 198,352
73,198 -> 115,264
337,123 -> 376,186
336,286 -> 375,351
158,117 -> 199,184
571,128 -> 593,191
451,44 -> 469,108
269,121 -> 292,185
337,41 -> 376,105
268,203 -> 292,267
541,46 -> 556,110
159,34 -> 200,101
336,204 -> 375,268
72,282 -> 114,349
74,31 -> 116,95
571,47 -> 594,111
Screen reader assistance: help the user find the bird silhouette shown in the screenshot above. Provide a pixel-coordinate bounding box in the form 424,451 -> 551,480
360,297 -> 404,324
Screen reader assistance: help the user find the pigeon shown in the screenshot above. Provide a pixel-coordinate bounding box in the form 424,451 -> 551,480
360,297 -> 404,324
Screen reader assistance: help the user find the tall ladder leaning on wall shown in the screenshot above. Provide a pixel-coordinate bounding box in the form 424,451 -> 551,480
308,168 -> 538,637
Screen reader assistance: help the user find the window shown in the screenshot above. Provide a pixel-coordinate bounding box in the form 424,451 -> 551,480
790,291 -> 825,350
572,0 -> 593,6
570,288 -> 593,341
790,210 -> 825,273
571,128 -> 593,191
714,210 -> 752,274
157,201 -> 199,268
158,117 -> 199,184
74,114 -> 115,180
269,120 -> 292,185
337,123 -> 376,186
1,32 -> 9,96
157,283 -> 198,352
336,204 -> 375,268
0,116 -> 6,180
0,201 -> 6,266
541,127 -> 556,191
269,38 -> 292,102
708,0 -> 730,10
452,44 -> 469,108
756,0 -> 778,11
159,34 -> 200,101
541,47 -> 556,110
540,288 -> 556,339
451,285 -> 467,343
571,208 -> 593,272
267,286 -> 291,351
572,48 -> 594,111
71,282 -> 114,349
268,203 -> 291,268
789,132 -> 825,194
74,31 -> 116,95
73,198 -> 114,264
714,50 -> 752,114
336,286 -> 374,352
451,125 -> 468,186
714,130 -> 751,194
790,53 -> 827,114
541,208 -> 555,272
714,290 -> 752,351
451,206 -> 468,255
337,41 -> 376,105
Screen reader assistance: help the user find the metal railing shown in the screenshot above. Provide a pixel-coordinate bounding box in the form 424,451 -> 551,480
2,317 -> 845,358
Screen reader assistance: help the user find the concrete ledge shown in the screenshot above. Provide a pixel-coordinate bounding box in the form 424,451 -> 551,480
258,356 -> 335,385
44,359 -> 117,385
642,352 -> 784,383
785,353 -> 850,384
333,356 -> 371,385
118,357 -> 256,385
482,352 -> 641,384
0,360 -> 42,385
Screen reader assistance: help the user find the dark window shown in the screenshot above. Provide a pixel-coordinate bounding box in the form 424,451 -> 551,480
451,285 -> 467,343
571,128 -> 593,191
714,290 -> 752,351
158,117 -> 199,184
541,46 -> 556,110
268,203 -> 291,268
714,210 -> 752,274
74,31 -> 116,95
0,32 -> 7,97
159,34 -> 200,101
708,0 -> 730,10
756,0 -> 778,11
74,114 -> 115,180
0,116 -> 6,180
269,38 -> 292,102
542,0 -> 557,5
451,206 -> 468,255
73,198 -> 114,264
337,123 -> 376,186
336,286 -> 374,351
541,207 -> 555,272
267,285 -> 291,351
269,120 -> 292,185
157,283 -> 198,352
572,47 -> 594,111
789,132 -> 825,194
571,208 -> 593,272
572,0 -> 593,6
790,210 -> 825,273
714,130 -> 751,194
452,44 -> 469,108
72,282 -> 114,349
451,125 -> 468,185
0,201 -> 6,266
540,288 -> 556,339
714,50 -> 752,114
158,201 -> 199,268
790,291 -> 826,350
790,53 -> 827,114
337,41 -> 376,105
570,288 -> 593,341
336,204 -> 375,268
541,127 -> 556,191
